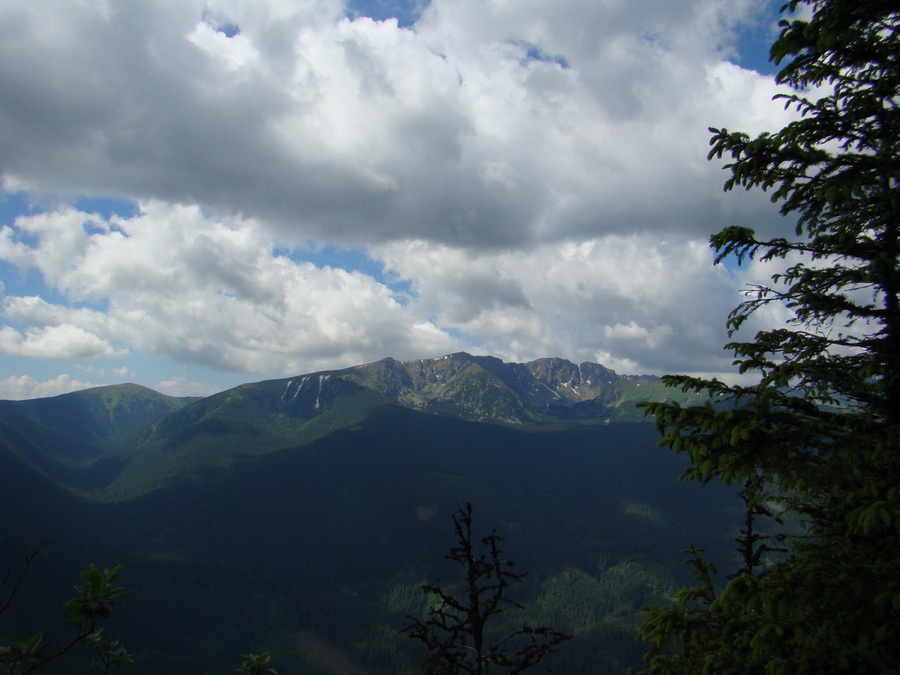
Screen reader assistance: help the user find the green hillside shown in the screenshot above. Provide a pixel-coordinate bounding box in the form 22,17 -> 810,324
0,384 -> 198,491
0,355 -> 739,674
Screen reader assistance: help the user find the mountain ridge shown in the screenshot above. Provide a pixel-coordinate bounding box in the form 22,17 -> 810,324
274,351 -> 680,426
0,353 -> 681,427
0,353 -> 739,674
0,383 -> 199,491
0,353 -> 700,497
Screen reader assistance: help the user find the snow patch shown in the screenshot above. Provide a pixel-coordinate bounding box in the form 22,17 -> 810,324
314,374 -> 330,409
281,380 -> 293,400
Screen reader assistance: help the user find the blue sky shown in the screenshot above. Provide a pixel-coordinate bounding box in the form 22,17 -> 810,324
0,0 -> 797,399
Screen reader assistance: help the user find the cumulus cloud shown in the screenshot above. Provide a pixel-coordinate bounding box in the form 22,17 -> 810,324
0,0 -> 803,390
373,235 -> 764,376
0,199 -> 779,382
0,0 -> 793,248
0,202 -> 465,374
0,373 -> 102,400
0,323 -> 126,359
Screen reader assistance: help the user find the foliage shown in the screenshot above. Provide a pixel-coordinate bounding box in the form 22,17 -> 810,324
404,503 -> 570,674
236,651 -> 278,675
0,552 -> 285,675
636,0 -> 900,672
0,548 -> 132,674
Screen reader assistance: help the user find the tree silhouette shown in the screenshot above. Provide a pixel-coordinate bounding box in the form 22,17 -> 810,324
405,503 -> 570,674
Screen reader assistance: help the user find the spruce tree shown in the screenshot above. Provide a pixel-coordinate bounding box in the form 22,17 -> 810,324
636,1 -> 899,672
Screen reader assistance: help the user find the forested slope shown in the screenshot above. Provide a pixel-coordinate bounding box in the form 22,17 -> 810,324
1,359 -> 741,673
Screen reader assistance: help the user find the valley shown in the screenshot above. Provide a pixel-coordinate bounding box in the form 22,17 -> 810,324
0,354 -> 739,674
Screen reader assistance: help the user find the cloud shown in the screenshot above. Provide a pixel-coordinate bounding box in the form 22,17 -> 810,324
0,318 -> 126,360
1,202 -> 465,374
0,373 -> 102,400
0,0 -> 802,387
0,200 -> 782,382
155,375 -> 225,398
0,0 -> 793,250
373,235 -> 760,376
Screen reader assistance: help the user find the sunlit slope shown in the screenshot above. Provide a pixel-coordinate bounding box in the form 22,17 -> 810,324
98,376 -> 393,499
338,353 -> 695,423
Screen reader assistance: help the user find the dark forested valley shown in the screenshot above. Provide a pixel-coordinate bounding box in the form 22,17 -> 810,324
1,354 -> 742,673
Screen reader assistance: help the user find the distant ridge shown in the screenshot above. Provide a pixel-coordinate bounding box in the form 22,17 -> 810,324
0,383 -> 197,463
321,352 -> 667,424
0,353 -> 706,498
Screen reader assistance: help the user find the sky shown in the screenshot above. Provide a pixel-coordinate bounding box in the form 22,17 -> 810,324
0,0 -> 800,399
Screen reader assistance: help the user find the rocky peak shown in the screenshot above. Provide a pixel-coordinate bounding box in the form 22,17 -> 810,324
287,352 -> 656,424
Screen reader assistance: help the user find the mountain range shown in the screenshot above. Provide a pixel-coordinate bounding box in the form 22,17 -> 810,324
0,353 -> 736,674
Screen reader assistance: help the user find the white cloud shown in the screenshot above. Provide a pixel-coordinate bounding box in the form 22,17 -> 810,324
372,234 -> 759,377
1,202 -> 466,375
187,18 -> 260,70
155,374 -> 223,398
0,323 -> 126,359
0,199 -> 777,381
0,0 -> 804,389
0,0 -> 793,247
0,373 -> 101,400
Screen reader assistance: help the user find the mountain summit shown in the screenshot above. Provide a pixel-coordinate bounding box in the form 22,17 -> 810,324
278,352 -> 664,424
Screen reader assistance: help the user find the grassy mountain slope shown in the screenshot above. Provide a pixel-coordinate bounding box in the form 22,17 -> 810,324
92,353 -> 709,500
0,354 -> 736,673
0,384 -> 198,490
97,377 -> 393,499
